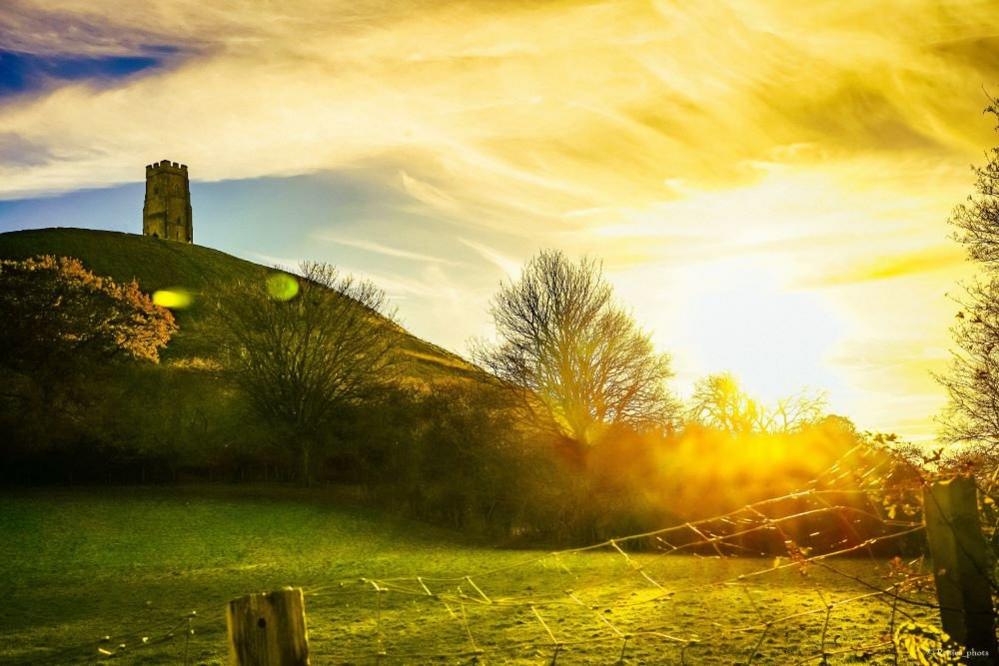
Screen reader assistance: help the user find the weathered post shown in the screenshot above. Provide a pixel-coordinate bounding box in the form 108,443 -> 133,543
923,476 -> 997,663
227,587 -> 309,665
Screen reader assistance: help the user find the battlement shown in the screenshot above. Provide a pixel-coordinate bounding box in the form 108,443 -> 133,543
145,160 -> 189,175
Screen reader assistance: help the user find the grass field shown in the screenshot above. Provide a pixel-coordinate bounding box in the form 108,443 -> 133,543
0,487 -> 936,664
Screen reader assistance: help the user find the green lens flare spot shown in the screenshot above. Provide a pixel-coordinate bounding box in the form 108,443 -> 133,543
266,273 -> 299,301
152,289 -> 193,309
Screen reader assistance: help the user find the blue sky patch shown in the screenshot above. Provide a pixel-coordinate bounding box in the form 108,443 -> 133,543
0,49 -> 170,97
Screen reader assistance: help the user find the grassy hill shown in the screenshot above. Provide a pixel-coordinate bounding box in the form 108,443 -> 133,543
0,227 -> 478,382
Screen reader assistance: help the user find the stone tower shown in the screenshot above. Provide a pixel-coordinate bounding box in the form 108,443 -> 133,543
143,160 -> 193,243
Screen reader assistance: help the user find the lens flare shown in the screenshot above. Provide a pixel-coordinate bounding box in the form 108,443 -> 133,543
152,288 -> 193,309
266,273 -> 299,301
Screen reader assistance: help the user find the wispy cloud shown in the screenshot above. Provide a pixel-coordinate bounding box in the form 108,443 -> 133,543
244,251 -> 304,273
457,237 -> 521,278
316,234 -> 464,266
345,269 -> 439,299
2,0 -> 996,207
806,246 -> 968,288
398,171 -> 461,215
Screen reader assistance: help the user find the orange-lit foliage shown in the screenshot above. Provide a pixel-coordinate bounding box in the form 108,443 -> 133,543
581,417 -> 860,517
0,255 -> 176,367
654,419 -> 864,515
549,415 -> 900,549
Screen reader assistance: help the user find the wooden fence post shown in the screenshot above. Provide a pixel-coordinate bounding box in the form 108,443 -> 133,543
227,587 -> 309,665
923,476 -> 997,663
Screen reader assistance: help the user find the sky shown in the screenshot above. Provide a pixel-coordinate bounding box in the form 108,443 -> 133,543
2,0 -> 999,440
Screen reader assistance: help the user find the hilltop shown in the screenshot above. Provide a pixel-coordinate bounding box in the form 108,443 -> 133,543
0,227 -> 479,382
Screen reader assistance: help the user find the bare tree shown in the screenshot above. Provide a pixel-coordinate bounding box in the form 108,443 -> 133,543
938,279 -> 999,451
212,261 -> 401,484
770,389 -> 828,433
938,102 -> 999,454
473,250 -> 677,445
687,373 -> 763,434
687,372 -> 825,434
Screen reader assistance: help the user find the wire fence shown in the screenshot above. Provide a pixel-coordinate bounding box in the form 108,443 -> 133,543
18,444 -> 982,664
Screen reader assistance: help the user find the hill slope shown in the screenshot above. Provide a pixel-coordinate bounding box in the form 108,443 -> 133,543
0,227 -> 478,381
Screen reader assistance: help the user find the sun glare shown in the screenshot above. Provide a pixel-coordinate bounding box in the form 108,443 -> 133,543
684,260 -> 843,403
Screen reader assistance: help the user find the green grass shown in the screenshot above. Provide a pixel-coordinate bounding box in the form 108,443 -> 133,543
0,227 -> 478,380
0,487 -> 937,664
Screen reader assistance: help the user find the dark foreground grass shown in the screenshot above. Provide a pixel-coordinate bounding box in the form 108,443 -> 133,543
0,487 -> 936,664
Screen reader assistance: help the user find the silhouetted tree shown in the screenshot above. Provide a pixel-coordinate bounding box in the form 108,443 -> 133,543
474,250 -> 678,446
939,101 -> 999,453
211,261 -> 401,484
687,373 -> 825,434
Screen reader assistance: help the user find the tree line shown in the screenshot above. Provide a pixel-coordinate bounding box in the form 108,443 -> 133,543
5,103 -> 999,544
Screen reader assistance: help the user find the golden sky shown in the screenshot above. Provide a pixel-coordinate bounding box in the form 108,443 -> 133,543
3,0 -> 999,439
